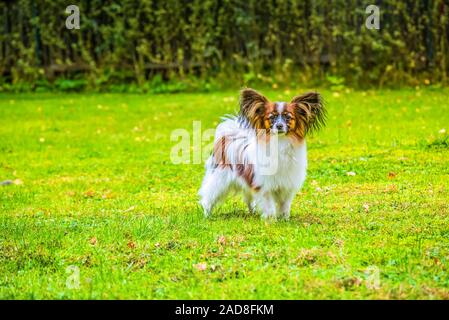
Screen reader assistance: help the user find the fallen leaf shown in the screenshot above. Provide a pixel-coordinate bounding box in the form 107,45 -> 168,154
194,262 -> 207,271
363,203 -> 370,213
127,241 -> 136,249
90,237 -> 97,245
84,190 -> 96,198
217,235 -> 226,245
101,191 -> 114,199
388,172 -> 397,179
346,171 -> 356,176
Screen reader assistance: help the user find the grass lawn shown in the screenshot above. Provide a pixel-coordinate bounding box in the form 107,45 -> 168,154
0,88 -> 448,299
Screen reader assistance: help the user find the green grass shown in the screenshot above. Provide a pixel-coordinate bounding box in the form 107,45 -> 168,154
1,88 -> 448,299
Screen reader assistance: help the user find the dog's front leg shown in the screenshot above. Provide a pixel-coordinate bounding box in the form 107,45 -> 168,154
261,193 -> 276,220
278,192 -> 295,220
244,192 -> 256,214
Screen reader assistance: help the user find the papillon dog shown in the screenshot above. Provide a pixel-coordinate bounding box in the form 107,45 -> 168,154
199,88 -> 326,220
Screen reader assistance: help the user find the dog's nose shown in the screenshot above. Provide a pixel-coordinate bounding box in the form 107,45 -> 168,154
276,124 -> 284,130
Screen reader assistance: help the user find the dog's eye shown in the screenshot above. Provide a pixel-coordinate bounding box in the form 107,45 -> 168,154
269,114 -> 276,120
284,114 -> 292,120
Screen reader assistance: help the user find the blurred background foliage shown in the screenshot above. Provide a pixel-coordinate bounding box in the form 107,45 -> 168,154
0,0 -> 448,92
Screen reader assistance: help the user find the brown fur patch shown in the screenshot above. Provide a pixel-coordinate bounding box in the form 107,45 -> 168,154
285,102 -> 305,144
263,102 -> 276,130
213,135 -> 232,167
213,139 -> 260,190
235,164 -> 259,190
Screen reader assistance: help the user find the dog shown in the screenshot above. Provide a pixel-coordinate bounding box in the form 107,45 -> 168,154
199,88 -> 326,219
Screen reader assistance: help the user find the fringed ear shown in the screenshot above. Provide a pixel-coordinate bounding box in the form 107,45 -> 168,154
290,92 -> 326,135
239,88 -> 269,129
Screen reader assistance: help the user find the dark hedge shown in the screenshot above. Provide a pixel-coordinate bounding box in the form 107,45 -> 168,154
1,0 -> 448,89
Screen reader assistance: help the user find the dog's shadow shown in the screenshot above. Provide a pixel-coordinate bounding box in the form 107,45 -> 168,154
197,206 -> 321,224
206,208 -> 259,221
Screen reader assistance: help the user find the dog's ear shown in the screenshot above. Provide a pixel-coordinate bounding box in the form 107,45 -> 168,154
239,88 -> 269,124
290,92 -> 326,135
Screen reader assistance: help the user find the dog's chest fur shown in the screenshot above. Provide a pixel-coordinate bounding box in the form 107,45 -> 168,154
253,137 -> 307,193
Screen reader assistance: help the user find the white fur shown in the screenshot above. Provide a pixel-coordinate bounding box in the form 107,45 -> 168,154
275,101 -> 286,113
198,116 -> 307,220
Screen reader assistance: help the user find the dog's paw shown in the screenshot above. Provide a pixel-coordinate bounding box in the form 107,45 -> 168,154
203,210 -> 211,218
261,213 -> 277,222
199,200 -> 212,218
279,212 -> 291,221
